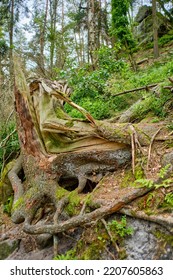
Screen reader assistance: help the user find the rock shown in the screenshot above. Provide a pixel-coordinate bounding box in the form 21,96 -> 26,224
135,5 -> 152,23
134,5 -> 171,44
0,239 -> 20,260
161,151 -> 173,169
124,217 -> 173,260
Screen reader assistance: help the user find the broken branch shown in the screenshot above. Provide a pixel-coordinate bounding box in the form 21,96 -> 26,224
111,84 -> 158,97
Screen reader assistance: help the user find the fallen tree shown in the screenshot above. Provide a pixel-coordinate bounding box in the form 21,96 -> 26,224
7,57 -> 173,253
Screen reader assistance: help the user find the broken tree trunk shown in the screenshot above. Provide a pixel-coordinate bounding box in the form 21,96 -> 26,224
8,56 -> 172,238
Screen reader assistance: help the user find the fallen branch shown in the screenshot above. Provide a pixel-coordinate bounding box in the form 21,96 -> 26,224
111,84 -> 158,97
163,86 -> 173,92
137,58 -> 149,65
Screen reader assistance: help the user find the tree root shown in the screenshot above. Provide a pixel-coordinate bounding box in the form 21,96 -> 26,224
23,186 -> 154,235
119,206 -> 173,233
8,154 -> 23,203
7,154 -> 173,247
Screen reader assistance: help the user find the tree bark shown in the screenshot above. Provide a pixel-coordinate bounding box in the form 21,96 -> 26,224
152,0 -> 159,58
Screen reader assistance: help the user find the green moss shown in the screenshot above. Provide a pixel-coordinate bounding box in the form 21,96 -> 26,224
56,187 -> 69,200
65,120 -> 74,128
56,107 -> 69,119
25,185 -> 40,200
154,230 -> 173,247
121,169 -> 135,188
80,242 -> 104,260
3,196 -> 13,215
12,197 -> 24,211
0,239 -> 20,260
0,161 -> 15,181
65,190 -> 81,216
0,161 -> 15,203
134,164 -> 145,180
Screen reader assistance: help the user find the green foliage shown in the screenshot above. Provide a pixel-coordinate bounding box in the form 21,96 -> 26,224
111,0 -> 136,50
0,121 -> 20,174
64,191 -> 81,216
108,216 -> 134,238
155,178 -> 173,189
146,193 -> 155,208
134,178 -> 154,189
3,196 -> 13,215
159,30 -> 173,47
54,249 -> 77,260
158,164 -> 171,179
164,193 -> 173,207
63,48 -> 129,119
0,39 -> 8,57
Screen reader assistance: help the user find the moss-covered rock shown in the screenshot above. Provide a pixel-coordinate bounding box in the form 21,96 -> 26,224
0,161 -> 15,204
0,239 -> 20,260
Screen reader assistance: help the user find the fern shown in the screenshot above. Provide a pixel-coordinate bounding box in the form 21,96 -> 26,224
155,178 -> 173,189
134,178 -> 154,189
158,164 -> 171,179
164,193 -> 173,207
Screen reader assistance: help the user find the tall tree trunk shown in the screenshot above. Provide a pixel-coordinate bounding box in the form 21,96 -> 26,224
152,0 -> 159,58
40,0 -> 49,75
49,0 -> 58,77
9,0 -> 14,82
87,0 -> 97,68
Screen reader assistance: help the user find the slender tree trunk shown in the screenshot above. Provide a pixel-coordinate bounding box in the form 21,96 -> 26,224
152,0 -> 159,58
9,0 -> 14,82
40,0 -> 49,74
87,0 -> 97,68
49,0 -> 58,77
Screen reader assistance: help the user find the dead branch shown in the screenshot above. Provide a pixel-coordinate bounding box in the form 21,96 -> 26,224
163,86 -> 173,92
137,58 -> 149,65
147,127 -> 162,170
111,84 -> 158,97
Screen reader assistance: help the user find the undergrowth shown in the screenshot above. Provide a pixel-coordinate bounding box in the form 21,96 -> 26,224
0,121 -> 20,175
62,46 -> 173,120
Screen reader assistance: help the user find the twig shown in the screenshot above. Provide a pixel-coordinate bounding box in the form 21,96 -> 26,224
111,84 -> 158,97
147,128 -> 162,170
101,218 -> 120,253
5,109 -> 15,126
131,132 -> 135,175
0,128 -> 16,149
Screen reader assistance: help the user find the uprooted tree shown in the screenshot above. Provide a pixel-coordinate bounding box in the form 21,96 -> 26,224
7,57 -> 173,252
